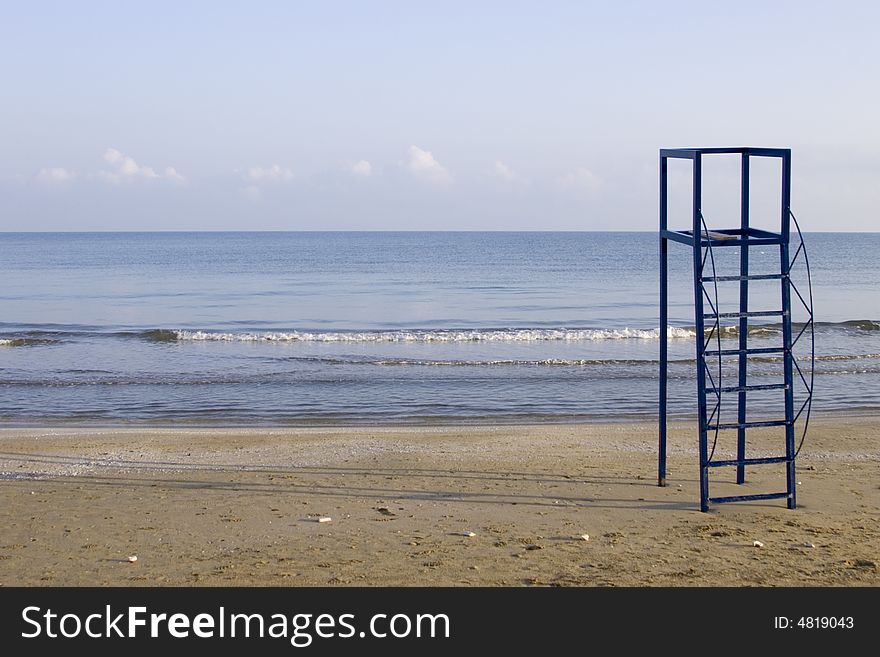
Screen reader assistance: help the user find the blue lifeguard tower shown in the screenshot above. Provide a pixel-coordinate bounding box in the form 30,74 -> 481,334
657,147 -> 814,512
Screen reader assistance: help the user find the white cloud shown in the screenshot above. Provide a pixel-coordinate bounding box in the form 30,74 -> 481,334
164,167 -> 186,184
99,148 -> 184,184
244,164 -> 294,183
103,148 -> 157,179
407,145 -> 452,183
560,167 -> 601,196
352,160 -> 372,177
494,160 -> 524,183
36,167 -> 74,183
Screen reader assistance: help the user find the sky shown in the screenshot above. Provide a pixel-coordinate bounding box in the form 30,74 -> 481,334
1,1 -> 878,231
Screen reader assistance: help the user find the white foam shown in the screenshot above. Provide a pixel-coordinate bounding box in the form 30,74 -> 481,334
173,327 -> 697,343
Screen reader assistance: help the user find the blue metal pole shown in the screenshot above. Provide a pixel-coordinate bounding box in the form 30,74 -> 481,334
780,151 -> 797,509
691,153 -> 709,511
659,154 -> 668,487
737,154 -> 750,484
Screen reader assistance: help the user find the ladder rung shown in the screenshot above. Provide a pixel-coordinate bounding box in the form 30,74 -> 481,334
704,347 -> 785,356
708,420 -> 789,430
703,310 -> 787,319
709,492 -> 790,504
707,456 -> 789,468
703,274 -> 785,282
705,384 -> 788,394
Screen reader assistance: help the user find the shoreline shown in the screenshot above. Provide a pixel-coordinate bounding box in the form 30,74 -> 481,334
1,406 -> 877,429
1,417 -> 877,586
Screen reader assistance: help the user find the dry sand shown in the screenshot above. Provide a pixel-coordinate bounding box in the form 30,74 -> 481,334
0,418 -> 877,586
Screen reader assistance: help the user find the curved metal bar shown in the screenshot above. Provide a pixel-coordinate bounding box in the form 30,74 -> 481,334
790,210 -> 814,458
699,211 -> 723,463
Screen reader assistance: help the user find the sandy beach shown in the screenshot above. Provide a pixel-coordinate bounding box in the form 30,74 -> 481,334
0,418 -> 877,587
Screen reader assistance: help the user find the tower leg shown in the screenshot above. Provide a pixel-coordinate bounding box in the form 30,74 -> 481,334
781,154 -> 797,509
659,239 -> 668,487
737,154 -> 750,484
658,156 -> 668,487
781,243 -> 797,509
691,155 -> 709,512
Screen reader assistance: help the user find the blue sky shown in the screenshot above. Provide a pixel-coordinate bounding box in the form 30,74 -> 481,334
1,1 -> 877,230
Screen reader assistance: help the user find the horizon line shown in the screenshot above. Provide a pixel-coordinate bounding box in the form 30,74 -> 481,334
1,229 -> 873,234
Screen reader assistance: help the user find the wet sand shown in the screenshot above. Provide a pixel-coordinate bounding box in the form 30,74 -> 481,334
0,418 -> 877,586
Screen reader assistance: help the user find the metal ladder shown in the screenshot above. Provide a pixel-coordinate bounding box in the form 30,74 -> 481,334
658,147 -> 814,512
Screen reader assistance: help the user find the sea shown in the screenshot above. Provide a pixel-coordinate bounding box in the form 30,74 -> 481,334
1,232 -> 878,425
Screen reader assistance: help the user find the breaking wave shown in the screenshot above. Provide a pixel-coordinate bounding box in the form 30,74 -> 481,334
161,327 -> 697,343
139,321 -> 879,344
1,319 -> 877,346
0,337 -> 60,347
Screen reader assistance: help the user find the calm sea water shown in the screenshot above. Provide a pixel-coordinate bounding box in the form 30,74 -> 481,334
1,232 -> 878,425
